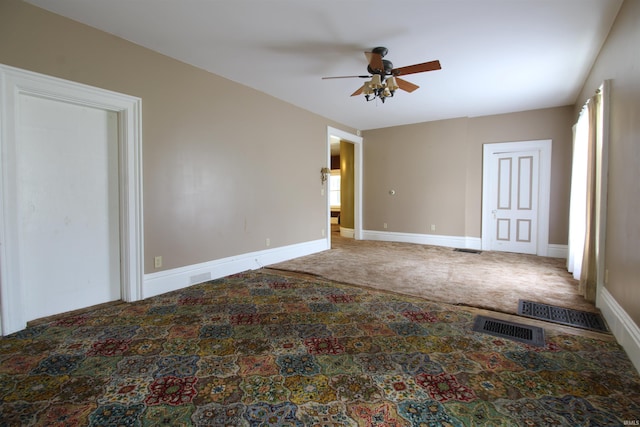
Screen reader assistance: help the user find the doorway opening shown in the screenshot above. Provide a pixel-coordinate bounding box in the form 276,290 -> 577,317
329,137 -> 342,235
326,127 -> 362,246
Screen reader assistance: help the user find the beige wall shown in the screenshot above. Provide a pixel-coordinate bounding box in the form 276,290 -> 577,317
574,0 -> 640,325
0,0 -> 353,273
363,117 -> 469,236
363,107 -> 574,244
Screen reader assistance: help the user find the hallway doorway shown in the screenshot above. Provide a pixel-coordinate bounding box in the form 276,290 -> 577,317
326,127 -> 362,245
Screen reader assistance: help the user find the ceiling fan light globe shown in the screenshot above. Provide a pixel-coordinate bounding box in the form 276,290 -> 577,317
386,76 -> 399,91
363,82 -> 374,95
370,74 -> 383,89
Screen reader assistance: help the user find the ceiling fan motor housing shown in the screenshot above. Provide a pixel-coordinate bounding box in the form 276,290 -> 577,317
368,59 -> 394,76
371,46 -> 388,57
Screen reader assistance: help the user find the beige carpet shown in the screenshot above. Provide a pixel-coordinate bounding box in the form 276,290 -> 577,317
269,233 -> 597,316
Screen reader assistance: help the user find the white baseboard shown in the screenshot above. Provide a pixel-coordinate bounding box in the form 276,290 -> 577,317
142,238 -> 329,299
363,230 -> 566,258
362,230 -> 482,250
598,287 -> 640,373
340,227 -> 355,238
547,244 -> 568,259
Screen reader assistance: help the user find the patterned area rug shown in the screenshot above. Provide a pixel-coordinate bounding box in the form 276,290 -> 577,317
1,270 -> 638,426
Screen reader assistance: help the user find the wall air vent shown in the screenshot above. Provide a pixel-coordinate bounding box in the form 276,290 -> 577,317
453,248 -> 482,254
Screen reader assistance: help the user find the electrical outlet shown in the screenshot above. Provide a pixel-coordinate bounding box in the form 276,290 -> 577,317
321,229 -> 325,237
383,223 -> 388,229
154,256 -> 162,268
266,238 -> 270,247
430,224 -> 436,231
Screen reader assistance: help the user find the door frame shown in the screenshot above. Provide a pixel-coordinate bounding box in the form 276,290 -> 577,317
0,64 -> 143,335
481,139 -> 552,256
326,127 -> 363,243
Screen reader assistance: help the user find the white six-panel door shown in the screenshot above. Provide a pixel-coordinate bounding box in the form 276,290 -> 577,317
482,140 -> 552,256
490,150 -> 539,254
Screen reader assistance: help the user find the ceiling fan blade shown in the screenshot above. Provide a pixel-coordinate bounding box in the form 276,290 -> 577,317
395,77 -> 420,93
365,51 -> 384,73
322,75 -> 370,80
392,60 -> 441,76
351,85 -> 365,97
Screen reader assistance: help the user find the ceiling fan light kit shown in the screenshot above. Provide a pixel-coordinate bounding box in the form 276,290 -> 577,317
322,46 -> 441,104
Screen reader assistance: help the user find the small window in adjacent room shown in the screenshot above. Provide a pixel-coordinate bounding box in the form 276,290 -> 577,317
329,170 -> 341,208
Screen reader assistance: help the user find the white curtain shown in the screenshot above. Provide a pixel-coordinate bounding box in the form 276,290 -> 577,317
567,104 -> 590,280
567,93 -> 600,302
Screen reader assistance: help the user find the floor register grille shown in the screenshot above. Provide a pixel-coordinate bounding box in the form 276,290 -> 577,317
518,300 -> 608,333
473,315 -> 546,347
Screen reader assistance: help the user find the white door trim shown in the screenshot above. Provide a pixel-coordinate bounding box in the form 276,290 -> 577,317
0,64 -> 144,335
482,139 -> 552,256
326,127 -> 363,243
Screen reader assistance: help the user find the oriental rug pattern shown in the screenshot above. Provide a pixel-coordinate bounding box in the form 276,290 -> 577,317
1,271 -> 638,426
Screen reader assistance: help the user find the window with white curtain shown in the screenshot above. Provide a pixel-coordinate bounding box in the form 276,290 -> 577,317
567,81 -> 606,298
567,106 -> 590,280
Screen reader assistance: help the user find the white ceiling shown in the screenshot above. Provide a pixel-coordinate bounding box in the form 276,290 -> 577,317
27,0 -> 622,131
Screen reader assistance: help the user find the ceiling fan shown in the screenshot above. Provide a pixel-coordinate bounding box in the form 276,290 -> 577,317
322,47 -> 441,103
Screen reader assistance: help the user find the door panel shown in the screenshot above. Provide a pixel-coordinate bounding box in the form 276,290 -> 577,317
17,94 -> 121,321
490,150 -> 539,254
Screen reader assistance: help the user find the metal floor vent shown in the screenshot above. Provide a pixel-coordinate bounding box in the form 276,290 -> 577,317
453,248 -> 482,254
473,315 -> 545,347
518,300 -> 609,333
